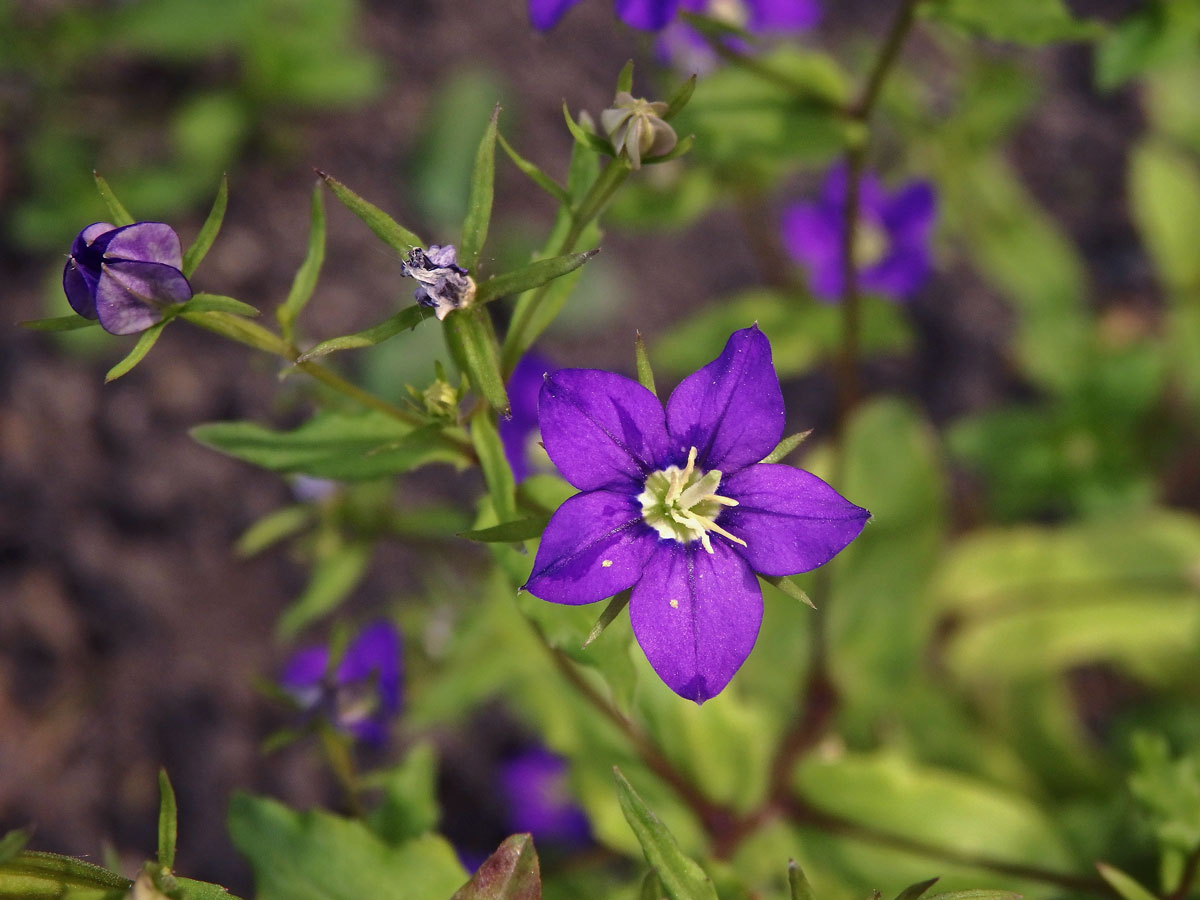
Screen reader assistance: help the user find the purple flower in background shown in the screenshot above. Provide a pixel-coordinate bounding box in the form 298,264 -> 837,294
531,0 -> 679,30
782,164 -> 937,303
500,353 -> 559,482
530,0 -> 818,43
500,747 -> 591,847
62,222 -> 192,335
280,620 -> 403,746
523,326 -> 869,703
401,244 -> 476,320
658,0 -> 821,72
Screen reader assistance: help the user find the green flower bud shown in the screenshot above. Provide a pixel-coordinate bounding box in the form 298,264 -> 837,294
600,91 -> 678,170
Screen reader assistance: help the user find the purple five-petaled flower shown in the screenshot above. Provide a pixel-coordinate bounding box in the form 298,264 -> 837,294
280,620 -> 403,747
523,325 -> 869,703
530,0 -> 817,37
658,0 -> 821,73
63,222 -> 193,335
499,353 -> 559,483
500,746 -> 591,848
782,164 -> 937,303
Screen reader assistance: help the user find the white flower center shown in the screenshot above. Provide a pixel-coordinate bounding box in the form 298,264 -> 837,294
853,221 -> 890,268
707,0 -> 750,28
637,446 -> 745,554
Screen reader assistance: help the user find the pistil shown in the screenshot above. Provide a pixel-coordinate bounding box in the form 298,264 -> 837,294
639,447 -> 746,554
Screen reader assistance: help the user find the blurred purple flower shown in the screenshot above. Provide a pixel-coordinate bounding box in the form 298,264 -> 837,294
401,244 -> 475,320
500,747 -> 591,847
782,164 -> 937,303
280,620 -> 403,746
523,325 -> 869,703
658,0 -> 821,72
63,222 -> 192,335
531,0 -> 679,30
499,353 -> 559,483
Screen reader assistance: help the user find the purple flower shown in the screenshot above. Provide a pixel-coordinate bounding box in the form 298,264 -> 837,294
62,222 -> 193,335
523,325 -> 869,703
782,164 -> 937,303
530,0 -> 818,41
401,244 -> 476,321
499,353 -> 559,483
658,0 -> 821,72
531,0 -> 679,30
500,747 -> 591,848
280,620 -> 403,746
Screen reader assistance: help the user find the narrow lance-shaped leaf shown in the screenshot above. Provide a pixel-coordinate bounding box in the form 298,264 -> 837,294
276,541 -> 373,640
643,134 -> 696,166
583,591 -> 631,648
497,132 -> 570,205
185,293 -> 260,317
471,411 -> 517,524
761,574 -> 816,608
613,767 -> 718,900
277,180 -> 327,342
1096,864 -> 1161,900
20,315 -> 99,332
460,104 -> 500,272
788,860 -> 815,900
635,331 -> 657,396
0,831 -> 30,866
0,850 -> 131,892
183,175 -> 229,277
475,250 -> 599,305
763,430 -> 813,464
459,516 -> 549,544
93,171 -> 134,226
446,306 -> 509,414
663,74 -> 697,120
450,833 -> 541,900
893,878 -> 939,900
617,59 -> 635,94
319,172 -> 424,254
106,321 -> 167,383
299,306 -> 435,363
563,101 -> 614,155
157,769 -> 178,870
236,505 -> 315,557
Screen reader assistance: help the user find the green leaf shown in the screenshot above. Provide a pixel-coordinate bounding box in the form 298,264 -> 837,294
788,860 -> 815,900
1096,864 -> 1161,900
640,870 -> 667,900
236,505 -> 315,557
926,893 -> 1022,900
663,74 -> 698,120
635,331 -> 657,396
185,293 -> 259,317
893,878 -> 939,900
1128,732 -> 1200,853
298,306 -> 435,362
319,172 -> 424,254
471,411 -> 517,524
157,769 -> 178,870
763,431 -> 813,464
366,742 -> 441,845
20,315 -> 99,332
446,306 -> 509,414
449,834 -> 540,900
106,321 -> 167,382
93,171 -> 134,226
1129,138 -> 1200,292
277,541 -> 372,639
497,133 -> 570,205
563,102 -> 614,155
475,251 -> 600,306
228,793 -> 466,900
459,105 -> 500,272
182,175 -> 228,277
613,767 -> 719,900
760,574 -> 815,609
459,517 -> 548,543
0,850 -> 130,894
177,876 -> 241,900
616,59 -> 635,95
0,831 -> 30,866
277,181 -> 326,341
191,411 -> 466,480
582,592 -> 631,649
923,0 -> 1101,44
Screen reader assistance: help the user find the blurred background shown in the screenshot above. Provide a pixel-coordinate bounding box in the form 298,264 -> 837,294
4,0 -> 1196,896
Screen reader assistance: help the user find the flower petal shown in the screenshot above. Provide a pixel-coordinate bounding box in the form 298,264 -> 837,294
338,620 -> 403,715
102,222 -> 184,268
781,203 -> 843,301
719,463 -> 870,576
63,259 -> 99,319
539,369 -> 670,491
500,353 -> 557,482
665,325 -> 784,474
629,541 -> 762,703
883,180 -> 938,241
862,243 -> 932,301
614,0 -> 680,29
530,0 -> 584,28
524,489 -> 655,605
280,646 -> 329,691
72,222 -> 116,258
749,0 -> 820,30
95,260 -> 192,335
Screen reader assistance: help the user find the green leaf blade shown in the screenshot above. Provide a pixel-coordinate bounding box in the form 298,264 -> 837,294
277,181 -> 327,341
320,172 -> 424,254
182,175 -> 229,277
157,769 -> 178,870
475,251 -> 600,306
106,321 -> 167,382
93,172 -> 135,226
460,105 -> 500,272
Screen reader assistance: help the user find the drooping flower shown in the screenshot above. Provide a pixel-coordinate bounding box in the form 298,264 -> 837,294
782,164 -> 937,303
657,0 -> 821,73
401,244 -> 476,321
600,92 -> 678,170
62,222 -> 192,335
499,353 -> 559,482
280,620 -> 403,746
524,326 -> 869,703
499,746 -> 591,848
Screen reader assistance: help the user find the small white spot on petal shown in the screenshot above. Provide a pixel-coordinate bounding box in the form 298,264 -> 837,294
601,559 -> 613,568
669,599 -> 679,609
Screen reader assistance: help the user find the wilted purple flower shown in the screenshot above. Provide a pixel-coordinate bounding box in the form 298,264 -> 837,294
500,747 -> 591,848
499,353 -> 559,482
524,325 -> 869,703
280,620 -> 403,746
62,222 -> 192,335
658,0 -> 821,72
782,164 -> 937,303
401,244 -> 476,320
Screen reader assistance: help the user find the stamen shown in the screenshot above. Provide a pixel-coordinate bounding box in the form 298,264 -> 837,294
638,446 -> 746,553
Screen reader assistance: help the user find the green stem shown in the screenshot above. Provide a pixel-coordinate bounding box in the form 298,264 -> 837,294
501,158 -> 630,373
